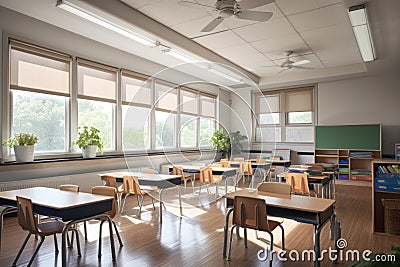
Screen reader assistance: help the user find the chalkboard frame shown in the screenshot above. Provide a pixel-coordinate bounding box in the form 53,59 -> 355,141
315,124 -> 381,150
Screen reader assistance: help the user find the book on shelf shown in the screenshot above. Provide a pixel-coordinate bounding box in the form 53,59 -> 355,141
348,152 -> 374,158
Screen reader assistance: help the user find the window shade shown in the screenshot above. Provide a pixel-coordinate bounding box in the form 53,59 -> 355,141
155,82 -> 178,111
77,63 -> 116,102
122,73 -> 151,106
180,89 -> 198,114
285,90 -> 313,112
200,96 -> 215,117
258,94 -> 280,113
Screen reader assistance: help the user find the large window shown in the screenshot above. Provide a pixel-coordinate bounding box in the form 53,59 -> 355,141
121,71 -> 151,150
4,39 -> 218,160
77,60 -> 116,151
254,87 -> 315,143
9,40 -> 70,152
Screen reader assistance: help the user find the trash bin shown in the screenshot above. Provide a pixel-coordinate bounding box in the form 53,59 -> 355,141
382,199 -> 400,235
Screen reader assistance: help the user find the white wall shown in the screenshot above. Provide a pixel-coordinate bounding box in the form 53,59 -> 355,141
318,73 -> 400,155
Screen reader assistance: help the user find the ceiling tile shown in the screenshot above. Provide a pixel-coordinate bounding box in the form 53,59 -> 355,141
276,0 -> 342,16
300,24 -> 363,66
216,43 -> 270,65
288,3 -> 350,32
120,0 -> 162,9
139,0 -> 209,27
251,33 -> 310,59
172,15 -> 227,38
233,17 -> 296,43
194,30 -> 246,50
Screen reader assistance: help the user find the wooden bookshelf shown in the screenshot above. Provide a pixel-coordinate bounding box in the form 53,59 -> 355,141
372,159 -> 400,235
315,149 -> 381,181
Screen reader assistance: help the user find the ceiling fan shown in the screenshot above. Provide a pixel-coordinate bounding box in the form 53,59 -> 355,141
178,0 -> 276,32
264,51 -> 312,72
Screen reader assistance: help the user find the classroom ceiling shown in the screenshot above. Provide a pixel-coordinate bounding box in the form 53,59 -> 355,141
0,0 -> 399,88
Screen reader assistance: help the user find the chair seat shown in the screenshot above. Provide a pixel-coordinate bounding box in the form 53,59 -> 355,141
211,175 -> 223,183
37,221 -> 65,236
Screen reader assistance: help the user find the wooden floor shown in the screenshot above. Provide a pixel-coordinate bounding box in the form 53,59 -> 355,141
1,183 -> 399,266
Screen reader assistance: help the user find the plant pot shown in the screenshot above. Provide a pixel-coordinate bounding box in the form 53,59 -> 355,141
14,145 -> 34,163
82,145 -> 97,158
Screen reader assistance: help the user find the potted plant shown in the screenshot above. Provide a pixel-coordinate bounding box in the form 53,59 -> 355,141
210,129 -> 231,159
229,130 -> 248,156
74,126 -> 103,158
2,133 -> 39,162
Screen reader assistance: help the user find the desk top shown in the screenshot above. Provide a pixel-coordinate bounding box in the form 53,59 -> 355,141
225,189 -> 335,213
229,161 -> 271,167
164,164 -> 237,173
99,172 -> 180,181
277,172 -> 329,180
0,187 -> 113,210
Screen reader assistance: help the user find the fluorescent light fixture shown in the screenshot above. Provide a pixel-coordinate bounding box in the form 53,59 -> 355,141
349,4 -> 375,62
164,49 -> 195,63
208,66 -> 243,83
56,0 -> 156,47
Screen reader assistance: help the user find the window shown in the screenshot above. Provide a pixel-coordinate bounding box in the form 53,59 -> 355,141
179,89 -> 198,148
254,87 -> 315,143
9,40 -> 70,153
155,81 -> 178,149
121,71 -> 151,150
77,59 -> 116,150
199,95 -> 216,148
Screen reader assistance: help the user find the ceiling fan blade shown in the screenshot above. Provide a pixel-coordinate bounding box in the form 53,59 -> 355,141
292,59 -> 311,66
236,11 -> 273,22
278,68 -> 288,74
178,1 -> 215,12
201,17 -> 224,32
238,0 -> 276,10
292,65 -> 314,70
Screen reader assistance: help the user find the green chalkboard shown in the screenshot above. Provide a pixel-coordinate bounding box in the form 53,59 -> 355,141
315,124 -> 381,150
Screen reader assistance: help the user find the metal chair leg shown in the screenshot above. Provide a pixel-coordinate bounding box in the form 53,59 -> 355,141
53,234 -> 59,253
120,193 -> 130,213
28,236 -> 45,267
227,225 -> 237,261
244,227 -> 248,248
73,229 -> 82,257
151,197 -> 155,210
112,221 -> 123,247
12,233 -> 31,267
278,224 -> 285,250
98,220 -> 105,257
84,221 -> 88,241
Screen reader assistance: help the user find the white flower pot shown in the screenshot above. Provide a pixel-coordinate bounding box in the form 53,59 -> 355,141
14,145 -> 35,163
82,145 -> 97,158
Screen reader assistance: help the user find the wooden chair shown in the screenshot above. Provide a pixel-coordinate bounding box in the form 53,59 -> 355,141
140,168 -> 159,174
59,184 -> 88,243
285,173 -> 316,197
227,196 -> 285,264
233,157 -> 245,162
173,166 -> 195,188
220,159 -> 230,168
100,175 -> 124,210
12,196 -> 81,267
238,161 -> 254,185
258,182 -> 291,195
120,176 -> 159,214
210,163 -> 222,167
199,167 -> 226,197
91,186 -> 123,256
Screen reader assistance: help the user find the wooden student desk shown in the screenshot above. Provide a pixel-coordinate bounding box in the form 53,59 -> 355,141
223,189 -> 341,267
98,172 -> 182,223
163,164 -> 238,177
0,187 -> 115,267
277,172 -> 332,198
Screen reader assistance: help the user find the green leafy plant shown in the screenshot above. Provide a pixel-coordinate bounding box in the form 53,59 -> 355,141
2,133 -> 39,148
229,131 -> 248,154
74,126 -> 103,152
210,129 -> 248,158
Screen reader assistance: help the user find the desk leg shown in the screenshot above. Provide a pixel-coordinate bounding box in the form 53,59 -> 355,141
313,224 -> 323,267
223,208 -> 234,258
178,187 -> 183,217
333,221 -> 342,264
62,222 -> 73,267
159,189 -> 164,224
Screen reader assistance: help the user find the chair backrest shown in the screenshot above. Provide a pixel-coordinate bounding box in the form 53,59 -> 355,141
220,160 -> 230,168
91,186 -> 118,218
140,168 -> 159,174
256,158 -> 266,163
210,163 -> 222,167
233,196 -> 271,232
100,175 -> 120,189
286,173 -> 310,195
258,182 -> 291,195
16,196 -> 38,234
239,161 -> 254,175
173,166 -> 184,176
306,164 -> 323,173
199,167 -> 213,183
192,163 -> 206,166
233,157 -> 245,162
59,184 -> 79,192
122,176 -> 142,195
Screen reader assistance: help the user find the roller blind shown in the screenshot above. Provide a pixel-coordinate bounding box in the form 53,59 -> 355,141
285,89 -> 313,112
258,94 -> 280,113
121,71 -> 151,106
155,81 -> 178,111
